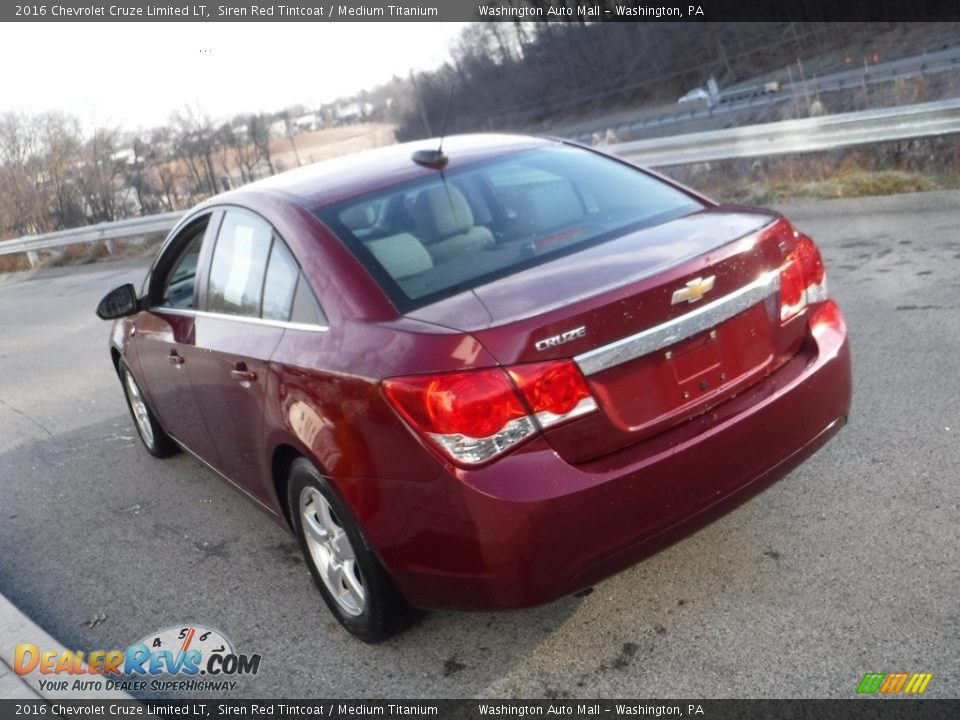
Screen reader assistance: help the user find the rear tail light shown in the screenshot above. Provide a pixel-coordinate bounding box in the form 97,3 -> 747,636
382,369 -> 534,466
780,234 -> 829,321
383,361 -> 597,467
507,361 -> 597,428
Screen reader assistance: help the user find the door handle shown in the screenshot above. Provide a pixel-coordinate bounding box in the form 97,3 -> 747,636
231,363 -> 257,383
168,351 -> 185,366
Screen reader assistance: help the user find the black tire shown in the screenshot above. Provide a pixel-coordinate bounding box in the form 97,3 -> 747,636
118,361 -> 179,458
288,458 -> 416,643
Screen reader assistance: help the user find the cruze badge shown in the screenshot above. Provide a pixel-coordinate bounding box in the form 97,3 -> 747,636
535,326 -> 587,351
671,276 -> 715,305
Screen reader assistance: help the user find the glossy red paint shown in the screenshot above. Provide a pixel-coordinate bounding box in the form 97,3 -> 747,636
134,309 -> 221,464
107,134 -> 851,612
373,301 -> 850,609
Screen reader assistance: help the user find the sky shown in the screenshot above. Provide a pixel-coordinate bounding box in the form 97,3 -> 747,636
0,22 -> 469,132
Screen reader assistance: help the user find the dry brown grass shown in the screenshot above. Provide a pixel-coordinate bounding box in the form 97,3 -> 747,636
725,169 -> 939,204
46,241 -> 114,268
666,135 -> 960,204
0,254 -> 30,273
279,124 -> 396,169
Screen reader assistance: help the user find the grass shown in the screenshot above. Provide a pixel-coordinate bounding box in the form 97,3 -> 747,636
727,169 -> 940,204
0,254 -> 30,273
665,137 -> 960,205
46,241 -> 115,268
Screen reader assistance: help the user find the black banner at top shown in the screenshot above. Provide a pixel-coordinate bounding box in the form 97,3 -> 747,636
4,0 -> 960,22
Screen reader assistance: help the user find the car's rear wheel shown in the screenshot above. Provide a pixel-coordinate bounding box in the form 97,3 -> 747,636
119,361 -> 179,458
288,458 -> 415,643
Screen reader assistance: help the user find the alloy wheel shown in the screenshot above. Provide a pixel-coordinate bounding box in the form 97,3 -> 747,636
299,486 -> 366,616
124,371 -> 154,448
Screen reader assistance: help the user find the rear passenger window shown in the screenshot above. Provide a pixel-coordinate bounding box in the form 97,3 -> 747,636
261,236 -> 327,326
290,277 -> 327,326
207,211 -> 272,317
206,209 -> 328,326
261,240 -> 299,321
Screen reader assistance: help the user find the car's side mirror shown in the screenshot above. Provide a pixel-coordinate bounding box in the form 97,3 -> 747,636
96,283 -> 141,320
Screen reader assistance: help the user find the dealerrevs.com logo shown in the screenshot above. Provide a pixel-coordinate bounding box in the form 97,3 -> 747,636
14,625 -> 261,693
857,672 -> 933,695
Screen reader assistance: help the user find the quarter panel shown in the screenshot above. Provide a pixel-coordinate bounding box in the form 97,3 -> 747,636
263,318 -> 507,531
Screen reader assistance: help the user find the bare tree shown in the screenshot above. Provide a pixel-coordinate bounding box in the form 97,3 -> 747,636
232,122 -> 260,184
248,114 -> 276,176
80,127 -> 126,223
37,113 -> 85,229
149,127 -> 183,211
281,111 -> 303,168
218,121 -> 258,185
0,112 -> 49,235
171,107 -> 220,199
125,135 -> 162,215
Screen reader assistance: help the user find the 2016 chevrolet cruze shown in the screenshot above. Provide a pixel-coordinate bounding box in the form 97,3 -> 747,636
97,134 -> 851,642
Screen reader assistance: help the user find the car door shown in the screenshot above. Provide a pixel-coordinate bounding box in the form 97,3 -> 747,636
188,208 -> 294,505
135,213 -> 222,463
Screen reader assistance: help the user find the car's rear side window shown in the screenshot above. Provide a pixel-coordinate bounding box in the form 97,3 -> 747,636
205,208 -> 328,326
314,145 -> 703,312
261,237 -> 328,326
262,239 -> 299,321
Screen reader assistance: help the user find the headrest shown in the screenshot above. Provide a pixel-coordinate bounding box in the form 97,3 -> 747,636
413,185 -> 474,240
364,233 -> 433,280
340,204 -> 376,230
521,180 -> 584,231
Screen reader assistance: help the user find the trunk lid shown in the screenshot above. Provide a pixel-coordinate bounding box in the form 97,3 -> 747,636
409,207 -> 805,463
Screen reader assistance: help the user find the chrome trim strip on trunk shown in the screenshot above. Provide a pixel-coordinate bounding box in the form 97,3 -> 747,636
574,270 -> 780,376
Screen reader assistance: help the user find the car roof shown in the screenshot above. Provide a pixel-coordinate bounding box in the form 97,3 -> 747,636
223,133 -> 556,210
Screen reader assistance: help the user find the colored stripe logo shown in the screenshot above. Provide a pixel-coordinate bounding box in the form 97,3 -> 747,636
857,672 -> 933,694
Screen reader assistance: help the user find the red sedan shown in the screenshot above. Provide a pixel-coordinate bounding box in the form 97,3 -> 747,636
97,134 -> 851,642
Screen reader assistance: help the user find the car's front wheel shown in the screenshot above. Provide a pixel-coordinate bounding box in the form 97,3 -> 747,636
119,361 -> 179,458
288,458 -> 415,643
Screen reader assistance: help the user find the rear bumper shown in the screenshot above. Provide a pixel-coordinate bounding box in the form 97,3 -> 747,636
369,301 -> 851,610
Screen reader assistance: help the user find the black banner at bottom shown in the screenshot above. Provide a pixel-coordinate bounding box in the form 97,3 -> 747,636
1,700 -> 958,720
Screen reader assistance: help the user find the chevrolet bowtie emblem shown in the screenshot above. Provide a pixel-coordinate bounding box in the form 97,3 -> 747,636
671,276 -> 716,305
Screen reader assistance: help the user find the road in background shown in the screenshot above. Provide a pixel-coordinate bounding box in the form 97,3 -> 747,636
0,191 -> 957,698
555,46 -> 960,145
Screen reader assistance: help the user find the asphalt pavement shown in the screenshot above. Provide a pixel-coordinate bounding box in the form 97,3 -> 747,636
0,190 -> 957,699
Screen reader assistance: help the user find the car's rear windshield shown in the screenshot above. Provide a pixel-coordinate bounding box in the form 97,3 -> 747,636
314,145 -> 704,312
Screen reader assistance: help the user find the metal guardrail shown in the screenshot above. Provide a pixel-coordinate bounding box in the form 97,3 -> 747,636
2,97 -> 960,267
0,211 -> 184,265
608,97 -> 960,167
